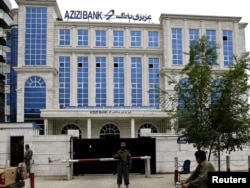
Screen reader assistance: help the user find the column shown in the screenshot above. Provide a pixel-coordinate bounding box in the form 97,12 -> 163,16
44,118 -> 48,135
217,22 -> 223,68
71,27 -> 77,47
70,52 -> 77,106
183,19 -> 189,65
125,27 -> 129,48
142,53 -> 149,106
131,118 -> 135,138
233,21 -> 239,55
16,88 -> 24,122
107,53 -> 113,106
87,118 -> 92,138
89,53 -> 96,106
124,53 -> 131,106
166,18 -> 172,67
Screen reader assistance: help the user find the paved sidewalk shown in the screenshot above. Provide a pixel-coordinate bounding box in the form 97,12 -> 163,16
24,173 -> 187,188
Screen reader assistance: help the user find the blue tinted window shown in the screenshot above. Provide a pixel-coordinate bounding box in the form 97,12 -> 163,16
24,76 -> 46,121
189,29 -> 200,64
206,30 -> 217,65
131,31 -> 141,47
77,56 -> 88,106
25,7 -> 47,65
59,56 -> 71,108
148,31 -> 159,47
131,57 -> 142,106
211,78 -> 223,104
206,30 -> 216,47
178,78 -> 192,108
113,57 -> 124,106
6,73 -> 10,85
223,30 -> 233,66
59,29 -> 70,45
172,28 -> 183,65
6,93 -> 10,105
148,58 -> 160,108
78,29 -> 88,46
96,57 -> 106,106
189,29 -> 199,45
96,30 -> 106,46
113,31 -> 124,47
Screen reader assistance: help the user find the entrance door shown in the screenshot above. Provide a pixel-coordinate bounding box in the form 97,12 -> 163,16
10,136 -> 24,166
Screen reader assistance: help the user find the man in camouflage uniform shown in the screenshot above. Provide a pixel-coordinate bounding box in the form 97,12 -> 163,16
114,142 -> 132,188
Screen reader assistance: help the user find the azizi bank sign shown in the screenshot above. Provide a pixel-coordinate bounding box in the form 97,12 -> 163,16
64,9 -> 152,22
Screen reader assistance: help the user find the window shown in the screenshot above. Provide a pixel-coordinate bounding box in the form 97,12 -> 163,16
113,31 -> 124,47
6,93 -> 10,106
172,28 -> 183,65
96,57 -> 106,106
211,78 -> 223,104
24,76 -> 46,132
59,29 -> 70,45
77,56 -> 89,106
131,57 -> 142,106
148,58 -> 160,108
78,29 -> 88,46
59,56 -> 71,108
131,31 -> 141,47
148,31 -> 159,47
6,73 -> 10,85
206,30 -> 216,47
137,123 -> 157,138
25,7 -> 47,65
189,29 -> 199,45
100,124 -> 120,139
223,30 -> 233,66
113,57 -> 125,106
61,124 -> 82,138
96,30 -> 106,46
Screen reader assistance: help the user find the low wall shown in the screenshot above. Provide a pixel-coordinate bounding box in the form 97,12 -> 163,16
1,130 -> 250,176
30,135 -> 69,176
155,135 -> 250,173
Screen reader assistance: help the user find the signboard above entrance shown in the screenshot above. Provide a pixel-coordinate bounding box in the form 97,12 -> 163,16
64,9 -> 152,22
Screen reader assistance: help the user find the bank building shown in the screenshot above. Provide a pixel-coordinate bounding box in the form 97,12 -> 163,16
1,0 -> 249,176
5,0 -> 248,139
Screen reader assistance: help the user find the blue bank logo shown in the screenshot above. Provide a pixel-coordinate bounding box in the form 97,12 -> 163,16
64,9 -> 152,22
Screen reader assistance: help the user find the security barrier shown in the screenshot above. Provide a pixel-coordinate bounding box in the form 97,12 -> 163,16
62,156 -> 151,180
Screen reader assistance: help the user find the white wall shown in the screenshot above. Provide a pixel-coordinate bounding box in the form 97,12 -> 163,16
1,129 -> 250,176
155,135 -> 250,173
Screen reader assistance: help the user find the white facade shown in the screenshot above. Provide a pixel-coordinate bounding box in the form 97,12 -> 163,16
11,0 -> 248,139
1,0 -> 249,176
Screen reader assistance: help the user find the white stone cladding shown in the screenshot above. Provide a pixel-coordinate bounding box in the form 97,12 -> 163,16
4,0 -> 249,176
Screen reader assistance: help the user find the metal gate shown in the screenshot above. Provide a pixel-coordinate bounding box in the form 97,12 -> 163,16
72,138 -> 156,175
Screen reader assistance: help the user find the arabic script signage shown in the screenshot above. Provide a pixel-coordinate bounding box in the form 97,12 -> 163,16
64,9 -> 152,22
90,110 -> 131,114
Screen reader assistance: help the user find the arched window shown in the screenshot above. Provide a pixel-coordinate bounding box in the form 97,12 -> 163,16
61,124 -> 82,138
24,76 -> 46,133
100,124 -> 120,139
137,123 -> 157,138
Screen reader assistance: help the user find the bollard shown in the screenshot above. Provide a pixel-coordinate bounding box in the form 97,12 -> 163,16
248,156 -> 250,172
30,173 -> 35,188
174,157 -> 178,183
226,156 -> 230,172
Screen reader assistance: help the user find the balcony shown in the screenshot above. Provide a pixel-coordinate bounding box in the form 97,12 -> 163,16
0,9 -> 13,28
0,0 -> 12,12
